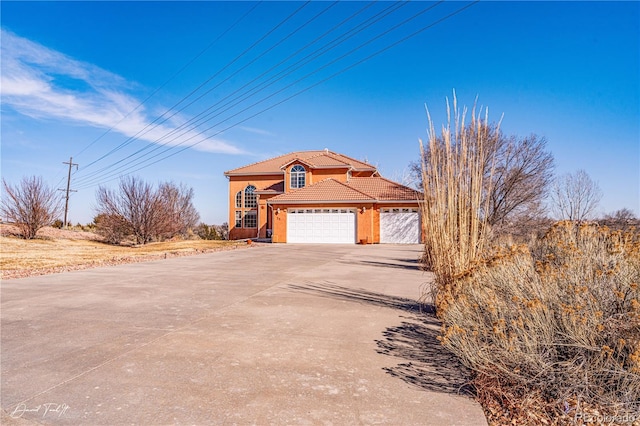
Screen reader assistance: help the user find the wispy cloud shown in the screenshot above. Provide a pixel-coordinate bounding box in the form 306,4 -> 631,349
0,29 -> 244,155
237,126 -> 275,137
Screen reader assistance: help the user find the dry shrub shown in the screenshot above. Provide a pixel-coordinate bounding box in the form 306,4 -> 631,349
439,222 -> 640,422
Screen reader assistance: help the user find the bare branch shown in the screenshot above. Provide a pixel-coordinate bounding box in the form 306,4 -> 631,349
550,170 -> 603,221
1,176 -> 62,239
94,176 -> 200,244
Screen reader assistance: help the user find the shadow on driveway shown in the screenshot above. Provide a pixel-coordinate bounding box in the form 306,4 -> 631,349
339,258 -> 422,271
288,281 -> 474,397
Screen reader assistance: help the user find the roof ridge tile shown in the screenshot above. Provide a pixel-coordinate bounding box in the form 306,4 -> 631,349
224,150 -> 325,175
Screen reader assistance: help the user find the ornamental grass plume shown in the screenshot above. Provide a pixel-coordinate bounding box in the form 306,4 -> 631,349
419,94 -> 496,309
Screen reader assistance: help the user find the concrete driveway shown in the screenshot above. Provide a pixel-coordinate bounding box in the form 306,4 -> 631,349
1,244 -> 486,425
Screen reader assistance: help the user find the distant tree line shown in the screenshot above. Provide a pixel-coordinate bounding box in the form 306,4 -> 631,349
1,174 -> 229,244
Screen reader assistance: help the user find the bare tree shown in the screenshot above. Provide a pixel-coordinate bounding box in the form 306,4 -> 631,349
414,123 -> 554,229
156,182 -> 200,239
486,133 -> 554,226
95,176 -> 161,244
1,176 -> 62,239
550,169 -> 603,221
95,176 -> 200,244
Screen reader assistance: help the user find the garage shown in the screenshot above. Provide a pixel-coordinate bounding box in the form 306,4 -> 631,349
287,208 -> 356,243
380,208 -> 421,244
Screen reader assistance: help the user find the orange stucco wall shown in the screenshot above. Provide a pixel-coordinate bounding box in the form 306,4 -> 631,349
309,168 -> 350,184
356,203 -> 376,244
271,207 -> 287,243
282,163 -> 376,192
228,174 -> 282,240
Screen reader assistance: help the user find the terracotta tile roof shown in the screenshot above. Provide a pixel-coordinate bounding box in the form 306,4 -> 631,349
346,177 -> 422,201
267,177 -> 421,204
303,152 -> 353,168
256,181 -> 284,193
224,150 -> 376,175
269,179 -> 375,203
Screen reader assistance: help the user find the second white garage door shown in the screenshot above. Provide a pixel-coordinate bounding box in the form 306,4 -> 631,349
287,209 -> 356,244
380,208 -> 420,244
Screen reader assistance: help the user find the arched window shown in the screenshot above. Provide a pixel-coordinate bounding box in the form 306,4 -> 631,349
244,185 -> 257,208
290,165 -> 306,189
235,190 -> 242,208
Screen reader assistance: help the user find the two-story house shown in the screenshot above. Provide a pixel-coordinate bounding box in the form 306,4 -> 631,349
224,149 -> 422,244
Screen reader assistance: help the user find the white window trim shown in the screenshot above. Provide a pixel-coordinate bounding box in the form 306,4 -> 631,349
290,165 -> 306,189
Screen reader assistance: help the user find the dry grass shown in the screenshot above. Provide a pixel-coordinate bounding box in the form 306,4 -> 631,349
419,95 -> 494,307
0,225 -> 249,279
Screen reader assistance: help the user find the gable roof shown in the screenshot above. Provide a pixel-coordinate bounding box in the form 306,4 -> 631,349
269,179 -> 375,203
346,177 -> 421,201
224,150 -> 376,176
268,177 -> 421,204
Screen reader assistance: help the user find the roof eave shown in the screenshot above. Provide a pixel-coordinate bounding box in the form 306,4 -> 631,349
309,164 -> 352,169
255,191 -> 284,195
279,158 -> 315,170
224,171 -> 286,177
268,199 -> 375,205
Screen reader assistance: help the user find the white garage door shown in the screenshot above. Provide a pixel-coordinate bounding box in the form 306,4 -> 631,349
380,208 -> 420,244
287,209 -> 356,244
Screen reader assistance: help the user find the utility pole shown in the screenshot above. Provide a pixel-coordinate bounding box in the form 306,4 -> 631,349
60,157 -> 78,228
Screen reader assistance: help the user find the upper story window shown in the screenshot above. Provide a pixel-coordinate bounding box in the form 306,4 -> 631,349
244,185 -> 257,208
235,191 -> 242,208
290,165 -> 306,189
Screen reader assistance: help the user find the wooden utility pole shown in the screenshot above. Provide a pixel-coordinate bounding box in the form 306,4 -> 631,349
61,157 -> 78,228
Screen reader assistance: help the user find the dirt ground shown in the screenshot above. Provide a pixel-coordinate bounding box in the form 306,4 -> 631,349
0,224 -> 252,280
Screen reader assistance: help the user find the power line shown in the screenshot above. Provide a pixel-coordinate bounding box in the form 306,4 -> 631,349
75,1 -> 440,188
77,1 -> 309,176
75,1 -> 333,187
74,1 -> 479,190
146,1 -> 406,149
70,5 -> 264,171
73,1 -> 408,187
73,1 -> 262,161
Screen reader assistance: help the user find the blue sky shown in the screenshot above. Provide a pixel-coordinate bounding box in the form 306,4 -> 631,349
1,1 -> 638,225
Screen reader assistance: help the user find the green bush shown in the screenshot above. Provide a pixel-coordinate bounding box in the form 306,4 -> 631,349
196,223 -> 221,240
